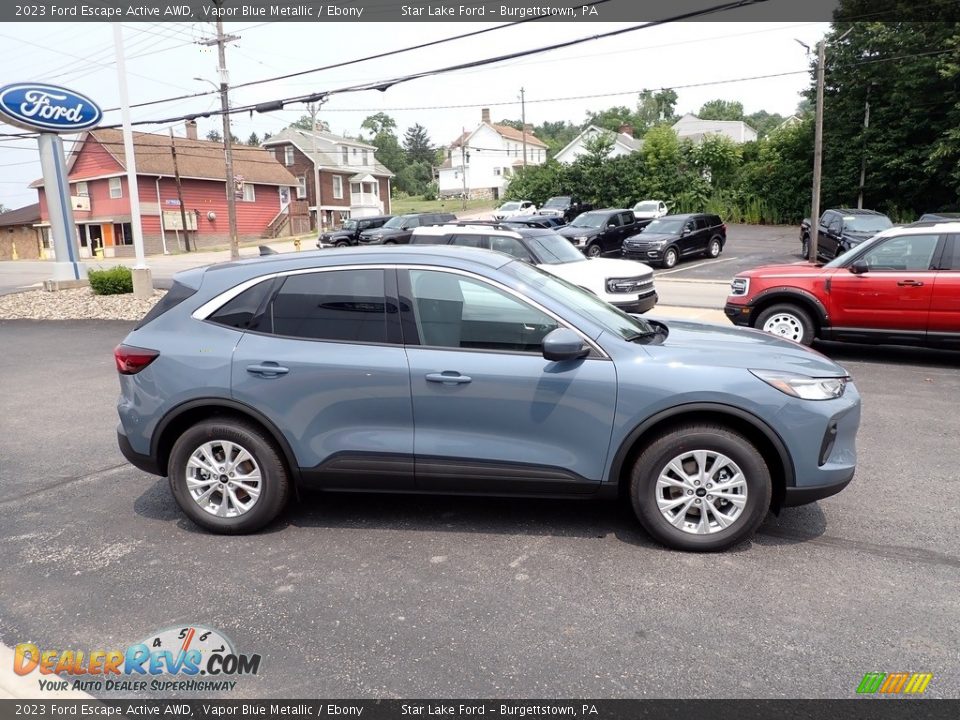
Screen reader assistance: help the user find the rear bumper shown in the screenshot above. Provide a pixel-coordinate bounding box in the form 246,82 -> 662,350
117,427 -> 161,476
782,470 -> 854,507
612,292 -> 658,314
724,301 -> 754,327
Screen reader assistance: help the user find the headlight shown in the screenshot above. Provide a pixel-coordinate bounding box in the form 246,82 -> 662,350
574,235 -> 588,243
730,277 -> 750,296
750,370 -> 848,400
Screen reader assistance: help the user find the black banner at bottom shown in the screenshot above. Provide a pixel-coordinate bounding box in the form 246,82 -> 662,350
0,700 -> 956,720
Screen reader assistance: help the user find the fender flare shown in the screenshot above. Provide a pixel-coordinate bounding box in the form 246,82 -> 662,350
750,287 -> 829,327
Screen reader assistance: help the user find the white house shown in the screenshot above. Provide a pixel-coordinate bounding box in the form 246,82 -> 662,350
437,108 -> 548,200
672,114 -> 758,144
554,124 -> 643,164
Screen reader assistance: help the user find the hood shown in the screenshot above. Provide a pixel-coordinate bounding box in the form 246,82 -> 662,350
543,257 -> 654,284
737,263 -> 828,279
627,231 -> 677,243
557,226 -> 598,238
647,318 -> 849,377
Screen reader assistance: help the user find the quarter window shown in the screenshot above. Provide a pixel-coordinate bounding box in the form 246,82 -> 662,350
941,236 -> 960,270
267,270 -> 388,343
407,270 -> 557,352
208,280 -> 276,330
860,234 -> 940,272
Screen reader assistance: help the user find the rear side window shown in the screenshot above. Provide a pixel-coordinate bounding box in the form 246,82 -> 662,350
208,280 -> 274,330
266,269 -> 388,343
942,236 -> 960,270
134,280 -> 197,330
451,234 -> 484,248
696,217 -> 709,230
411,233 -> 449,245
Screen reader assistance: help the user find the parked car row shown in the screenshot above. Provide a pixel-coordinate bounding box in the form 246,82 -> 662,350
317,212 -> 458,249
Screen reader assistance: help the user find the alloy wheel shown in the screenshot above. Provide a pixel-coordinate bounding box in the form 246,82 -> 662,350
186,440 -> 262,518
655,450 -> 748,535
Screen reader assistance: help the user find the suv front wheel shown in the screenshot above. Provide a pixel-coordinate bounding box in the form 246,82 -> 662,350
630,424 -> 772,551
168,419 -> 290,534
754,303 -> 815,346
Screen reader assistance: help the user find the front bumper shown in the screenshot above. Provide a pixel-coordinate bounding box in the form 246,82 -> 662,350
612,292 -> 658,314
622,247 -> 666,263
117,426 -> 161,476
782,471 -> 854,506
724,301 -> 754,327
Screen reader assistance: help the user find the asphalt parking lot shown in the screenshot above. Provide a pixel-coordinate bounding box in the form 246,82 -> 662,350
1,319 -> 958,699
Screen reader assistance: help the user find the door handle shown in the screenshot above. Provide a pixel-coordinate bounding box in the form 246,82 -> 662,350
247,363 -> 289,377
897,280 -> 924,287
425,371 -> 472,385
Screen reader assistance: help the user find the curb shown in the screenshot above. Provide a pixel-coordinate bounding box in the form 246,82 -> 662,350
0,643 -> 96,700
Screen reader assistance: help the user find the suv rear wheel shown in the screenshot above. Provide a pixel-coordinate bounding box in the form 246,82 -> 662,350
630,424 -> 772,551
706,237 -> 722,258
755,303 -> 815,345
168,419 -> 290,534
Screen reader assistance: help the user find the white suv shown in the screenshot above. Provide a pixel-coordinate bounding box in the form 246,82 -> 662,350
493,200 -> 537,221
411,223 -> 657,313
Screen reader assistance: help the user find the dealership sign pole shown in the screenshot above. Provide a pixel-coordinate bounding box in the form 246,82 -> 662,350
0,83 -> 102,283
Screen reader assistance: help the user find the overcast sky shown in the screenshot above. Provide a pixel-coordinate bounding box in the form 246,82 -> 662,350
0,20 -> 829,209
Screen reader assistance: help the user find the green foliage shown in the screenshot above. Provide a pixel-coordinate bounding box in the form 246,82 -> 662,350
403,124 -> 435,164
246,132 -> 260,147
88,266 -> 133,295
360,113 -> 396,136
698,99 -> 744,121
637,89 -> 679,129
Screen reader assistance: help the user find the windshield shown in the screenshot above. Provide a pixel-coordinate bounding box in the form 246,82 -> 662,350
633,202 -> 659,212
843,215 -> 892,234
340,219 -> 358,231
645,218 -> 685,234
569,212 -> 606,229
498,202 -> 521,211
382,216 -> 408,229
544,196 -> 570,208
507,261 -> 653,340
525,232 -> 585,264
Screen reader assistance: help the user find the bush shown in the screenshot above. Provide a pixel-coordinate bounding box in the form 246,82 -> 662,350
88,266 -> 133,295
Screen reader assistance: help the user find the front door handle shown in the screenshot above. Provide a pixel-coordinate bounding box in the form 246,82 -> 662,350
247,363 -> 289,377
425,371 -> 472,385
897,280 -> 924,287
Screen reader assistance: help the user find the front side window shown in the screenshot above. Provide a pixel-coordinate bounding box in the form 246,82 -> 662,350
859,234 -> 940,272
407,270 -> 558,352
109,177 -> 122,199
489,235 -> 534,262
265,269 -> 388,343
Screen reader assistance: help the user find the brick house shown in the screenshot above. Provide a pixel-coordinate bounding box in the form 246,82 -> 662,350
32,123 -> 301,257
0,203 -> 43,260
262,127 -> 394,230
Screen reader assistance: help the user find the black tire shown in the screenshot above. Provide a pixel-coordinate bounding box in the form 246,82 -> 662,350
661,246 -> 679,268
335,240 -> 350,248
706,237 -> 722,258
754,303 -> 815,346
168,419 -> 290,534
585,243 -> 602,258
383,240 -> 396,245
629,424 -> 772,552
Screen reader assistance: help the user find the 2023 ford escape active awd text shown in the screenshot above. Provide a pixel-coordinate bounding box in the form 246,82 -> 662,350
115,246 -> 860,552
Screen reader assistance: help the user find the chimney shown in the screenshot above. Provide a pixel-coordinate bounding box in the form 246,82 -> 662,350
185,120 -> 198,140
481,108 -> 491,124
618,123 -> 634,138
523,123 -> 533,135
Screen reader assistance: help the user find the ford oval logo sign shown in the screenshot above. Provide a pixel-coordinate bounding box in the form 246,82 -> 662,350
0,83 -> 102,133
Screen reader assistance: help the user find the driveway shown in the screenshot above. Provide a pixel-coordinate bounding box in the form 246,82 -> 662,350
1,320 -> 958,699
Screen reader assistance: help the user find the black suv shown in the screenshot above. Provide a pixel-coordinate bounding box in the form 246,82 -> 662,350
622,213 -> 726,268
556,208 -> 639,257
317,215 -> 393,248
800,208 -> 893,260
538,196 -> 591,223
357,212 -> 457,245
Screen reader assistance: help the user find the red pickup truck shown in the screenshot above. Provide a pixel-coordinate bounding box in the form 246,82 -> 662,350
724,222 -> 960,349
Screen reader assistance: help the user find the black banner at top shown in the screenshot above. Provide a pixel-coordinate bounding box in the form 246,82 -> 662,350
6,0 -> 956,24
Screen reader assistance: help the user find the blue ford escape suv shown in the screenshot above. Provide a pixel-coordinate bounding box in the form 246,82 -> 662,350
115,246 -> 860,551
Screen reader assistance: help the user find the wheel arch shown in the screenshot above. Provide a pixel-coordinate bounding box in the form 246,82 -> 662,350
750,288 -> 828,332
152,399 -> 301,484
608,403 -> 795,511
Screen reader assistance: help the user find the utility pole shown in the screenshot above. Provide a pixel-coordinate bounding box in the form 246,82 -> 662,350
112,24 -> 152,297
459,131 -> 468,211
857,87 -> 871,210
809,39 -> 825,264
307,101 -> 324,231
201,10 -> 240,259
169,129 -> 191,252
520,86 -> 528,168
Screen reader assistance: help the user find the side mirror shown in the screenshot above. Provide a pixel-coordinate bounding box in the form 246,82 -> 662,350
607,222 -> 617,228
542,328 -> 589,362
849,260 -> 869,274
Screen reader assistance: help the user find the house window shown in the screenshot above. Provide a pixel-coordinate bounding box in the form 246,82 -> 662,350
350,182 -> 361,196
74,181 -> 89,197
113,223 -> 133,246
362,149 -> 369,165
284,146 -> 295,166
242,183 -> 256,202
494,167 -> 501,176
332,175 -> 343,199
296,175 -> 307,199
341,146 -> 348,164
109,177 -> 122,199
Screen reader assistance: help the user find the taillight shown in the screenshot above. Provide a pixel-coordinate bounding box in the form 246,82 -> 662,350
114,344 -> 159,375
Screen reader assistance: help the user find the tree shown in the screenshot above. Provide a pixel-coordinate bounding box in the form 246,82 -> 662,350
403,124 -> 434,164
636,88 -> 678,130
246,132 -> 261,147
360,112 -> 397,136
288,115 -> 328,132
697,99 -> 745,121
206,129 -> 222,142
580,132 -> 615,165
585,105 -> 640,133
359,113 -> 406,181
745,110 -> 786,139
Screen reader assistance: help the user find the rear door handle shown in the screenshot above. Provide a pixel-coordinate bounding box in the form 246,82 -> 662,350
425,371 -> 472,385
897,280 -> 924,287
247,363 -> 289,377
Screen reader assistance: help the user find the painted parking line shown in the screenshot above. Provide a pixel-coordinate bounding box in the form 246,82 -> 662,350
655,256 -> 741,276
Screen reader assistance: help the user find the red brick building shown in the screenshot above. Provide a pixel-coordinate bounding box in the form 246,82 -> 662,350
32,124 -> 301,257
262,127 -> 394,230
